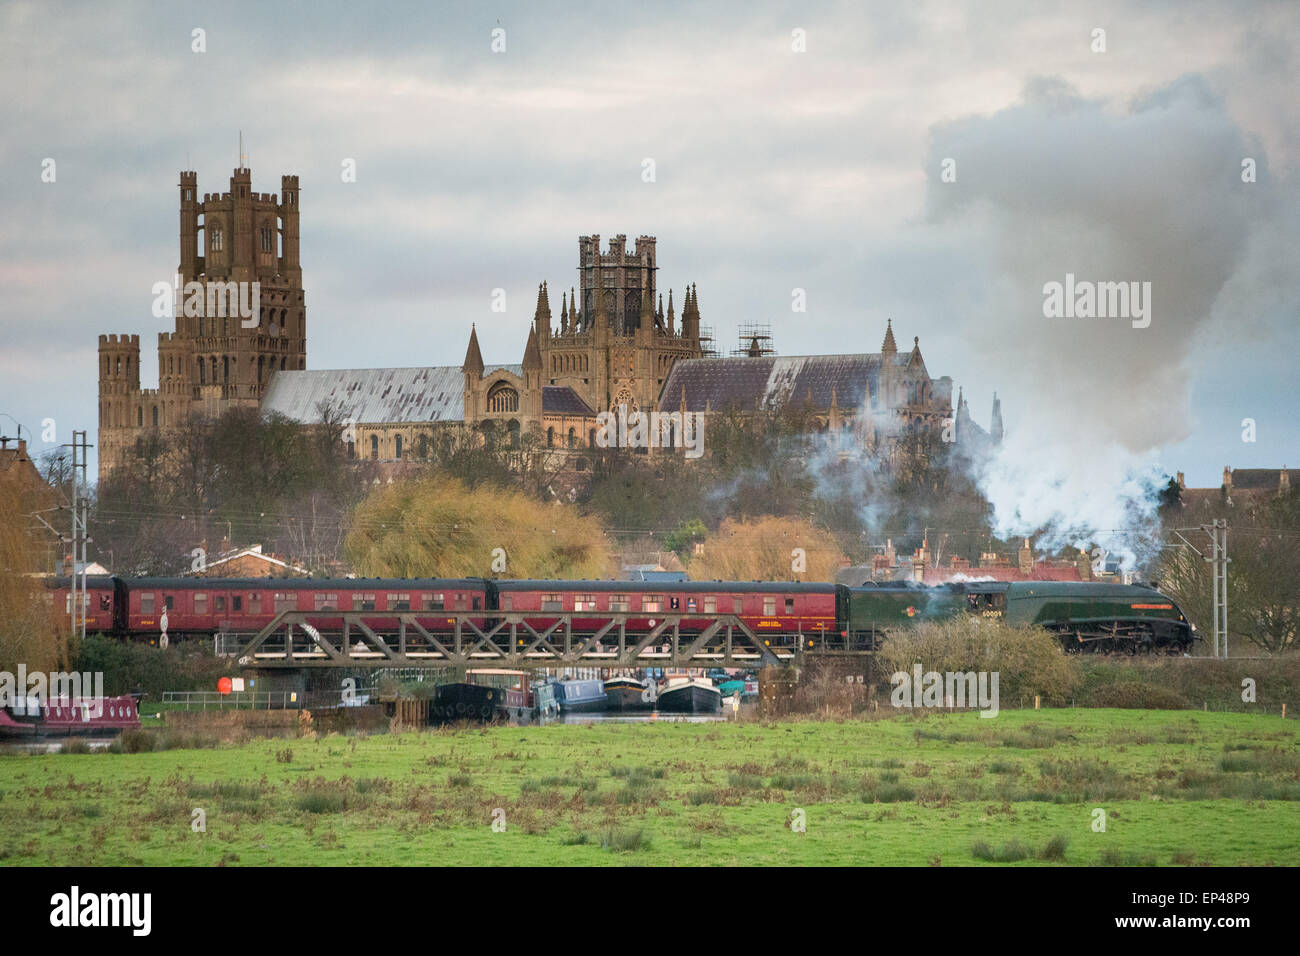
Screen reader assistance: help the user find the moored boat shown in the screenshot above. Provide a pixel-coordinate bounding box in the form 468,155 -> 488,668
0,696 -> 140,738
430,682 -> 528,723
556,678 -> 607,714
656,677 -> 721,714
604,675 -> 652,711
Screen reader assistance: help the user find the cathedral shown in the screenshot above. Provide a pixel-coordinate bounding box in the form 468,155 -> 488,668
97,166 -> 306,480
97,164 -> 1000,481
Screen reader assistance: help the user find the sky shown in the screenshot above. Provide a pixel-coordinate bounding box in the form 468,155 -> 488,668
1,0 -> 1296,534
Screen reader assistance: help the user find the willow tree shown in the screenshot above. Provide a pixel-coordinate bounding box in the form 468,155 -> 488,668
344,476 -> 614,579
686,515 -> 845,583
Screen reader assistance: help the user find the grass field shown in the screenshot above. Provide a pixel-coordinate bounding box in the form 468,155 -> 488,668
1,709 -> 1297,866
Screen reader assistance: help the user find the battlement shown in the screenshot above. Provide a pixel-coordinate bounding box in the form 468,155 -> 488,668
180,170 -> 197,184
99,334 -> 140,348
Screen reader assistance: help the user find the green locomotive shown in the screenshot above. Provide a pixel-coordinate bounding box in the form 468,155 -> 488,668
842,580 -> 1194,654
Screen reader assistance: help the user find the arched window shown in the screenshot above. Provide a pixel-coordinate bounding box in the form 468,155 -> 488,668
487,382 -> 519,413
222,356 -> 230,383
395,435 -> 403,459
547,427 -> 555,448
257,355 -> 264,383
567,427 -> 576,448
370,434 -> 379,459
137,407 -> 143,427
198,357 -> 206,385
507,419 -> 521,449
151,406 -> 158,427
589,428 -> 596,448
210,356 -> 217,383
211,227 -> 223,252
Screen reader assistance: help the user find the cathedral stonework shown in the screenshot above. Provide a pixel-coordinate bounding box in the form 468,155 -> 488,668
97,166 -> 306,481
99,171 -> 997,478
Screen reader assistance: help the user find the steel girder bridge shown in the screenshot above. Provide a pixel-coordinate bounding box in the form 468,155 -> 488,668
232,610 -> 868,670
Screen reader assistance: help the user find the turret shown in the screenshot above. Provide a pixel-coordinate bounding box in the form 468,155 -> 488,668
179,171 -> 200,280
280,174 -> 301,279
682,283 -> 700,342
533,281 -> 551,341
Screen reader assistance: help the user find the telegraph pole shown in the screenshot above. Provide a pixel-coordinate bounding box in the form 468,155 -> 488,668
1173,521 -> 1230,657
65,431 -> 92,641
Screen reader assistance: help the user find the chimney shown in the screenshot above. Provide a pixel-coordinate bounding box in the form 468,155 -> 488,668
1176,471 -> 1185,490
1018,538 -> 1033,577
1281,467 -> 1290,495
1076,548 -> 1092,582
1222,466 -> 1233,490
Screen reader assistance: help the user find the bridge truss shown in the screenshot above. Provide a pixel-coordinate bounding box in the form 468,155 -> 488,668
232,610 -> 867,670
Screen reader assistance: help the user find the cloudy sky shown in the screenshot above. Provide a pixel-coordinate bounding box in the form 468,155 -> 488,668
1,0 -> 1296,530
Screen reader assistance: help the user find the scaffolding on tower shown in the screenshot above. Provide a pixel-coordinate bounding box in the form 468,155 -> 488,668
730,323 -> 775,358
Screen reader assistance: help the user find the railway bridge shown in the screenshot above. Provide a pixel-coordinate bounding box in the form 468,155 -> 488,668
231,609 -> 872,670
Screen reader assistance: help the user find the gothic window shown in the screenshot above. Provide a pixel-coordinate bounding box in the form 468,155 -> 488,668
211,227 -> 223,252
547,427 -> 554,448
137,407 -> 143,427
151,406 -> 158,427
260,225 -> 273,252
370,434 -> 379,459
567,427 -> 576,448
507,419 -> 521,449
210,356 -> 217,383
487,382 -> 519,413
198,358 -> 206,385
395,435 -> 403,459
223,356 -> 229,383
257,355 -> 264,383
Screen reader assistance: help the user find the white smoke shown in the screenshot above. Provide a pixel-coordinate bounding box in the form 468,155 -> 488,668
923,75 -> 1289,565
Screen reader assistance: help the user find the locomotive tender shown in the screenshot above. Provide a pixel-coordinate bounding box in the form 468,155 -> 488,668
45,575 -> 1194,654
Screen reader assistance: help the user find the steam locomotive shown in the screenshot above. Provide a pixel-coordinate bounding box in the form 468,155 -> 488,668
45,575 -> 1194,654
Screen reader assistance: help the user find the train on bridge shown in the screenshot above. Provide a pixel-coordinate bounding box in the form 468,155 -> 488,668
47,575 -> 1195,655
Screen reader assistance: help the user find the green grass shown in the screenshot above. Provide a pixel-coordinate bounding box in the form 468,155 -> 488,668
0,709 -> 1296,866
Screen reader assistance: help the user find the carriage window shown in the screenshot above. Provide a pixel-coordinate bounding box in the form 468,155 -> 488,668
784,598 -> 795,614
454,593 -> 466,610
643,596 -> 662,613
669,597 -> 680,610
541,593 -> 563,612
314,593 -> 338,610
274,592 -> 296,612
473,596 -> 482,610
232,596 -> 242,611
703,596 -> 717,614
360,593 -> 376,611
610,594 -> 629,611
687,597 -> 697,612
164,595 -> 175,610
99,594 -> 111,610
422,593 -> 445,611
575,594 -> 597,611
215,595 -> 226,612
388,592 -> 411,611
501,594 -> 513,611
763,597 -> 776,615
732,596 -> 743,613
194,593 -> 207,614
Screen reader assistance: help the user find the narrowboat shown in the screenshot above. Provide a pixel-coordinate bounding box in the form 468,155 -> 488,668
430,683 -> 528,723
656,677 -> 721,714
0,696 -> 140,738
604,675 -> 653,711
556,678 -> 607,714
533,679 -> 561,719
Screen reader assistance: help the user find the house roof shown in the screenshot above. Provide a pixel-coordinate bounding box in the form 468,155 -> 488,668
658,353 -> 908,412
542,386 -> 596,416
261,367 -> 468,424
